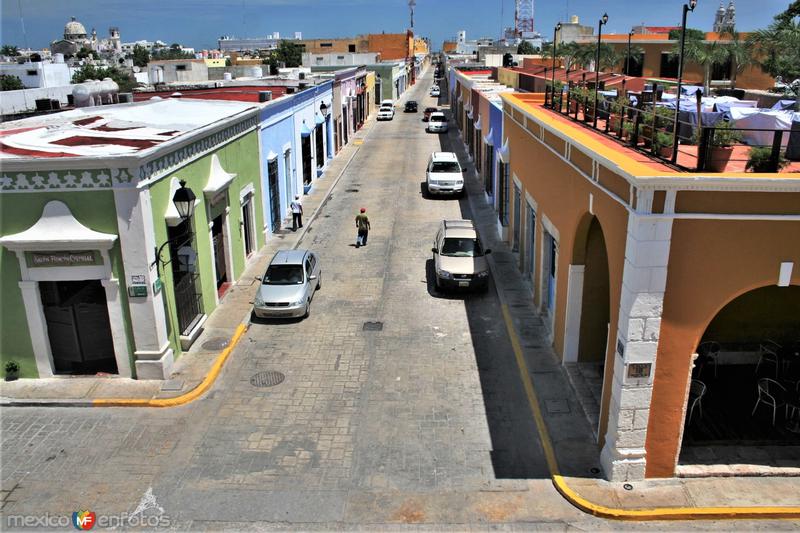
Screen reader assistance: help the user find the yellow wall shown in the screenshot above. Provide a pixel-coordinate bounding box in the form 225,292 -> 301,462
204,58 -> 226,68
497,67 -> 519,89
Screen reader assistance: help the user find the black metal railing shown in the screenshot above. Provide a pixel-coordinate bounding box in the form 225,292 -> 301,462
173,272 -> 203,335
543,84 -> 798,173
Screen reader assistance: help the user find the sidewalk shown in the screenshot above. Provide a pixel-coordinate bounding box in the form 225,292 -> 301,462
450,114 -> 800,516
0,116 -> 375,405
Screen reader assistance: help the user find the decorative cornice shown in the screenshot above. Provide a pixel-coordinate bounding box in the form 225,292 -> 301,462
0,112 -> 259,192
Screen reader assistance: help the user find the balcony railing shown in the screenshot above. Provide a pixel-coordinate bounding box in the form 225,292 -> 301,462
544,85 -> 799,173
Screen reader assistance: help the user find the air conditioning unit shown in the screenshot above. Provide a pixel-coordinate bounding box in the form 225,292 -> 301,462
259,90 -> 272,102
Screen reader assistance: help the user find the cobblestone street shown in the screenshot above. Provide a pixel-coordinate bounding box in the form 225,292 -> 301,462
2,70 -> 798,531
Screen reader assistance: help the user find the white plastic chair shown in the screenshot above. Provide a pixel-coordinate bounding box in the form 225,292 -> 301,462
751,378 -> 786,426
687,379 -> 706,425
755,343 -> 780,378
698,341 -> 721,378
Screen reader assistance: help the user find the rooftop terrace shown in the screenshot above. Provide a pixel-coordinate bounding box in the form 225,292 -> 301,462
504,92 -> 800,179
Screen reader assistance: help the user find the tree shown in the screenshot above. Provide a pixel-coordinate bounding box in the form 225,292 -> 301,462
0,74 -> 24,91
1,45 -> 20,57
273,40 -> 303,68
72,64 -> 137,93
668,28 -> 705,41
517,41 -> 536,55
131,44 -> 149,68
76,46 -> 98,60
671,35 -> 727,93
719,31 -> 754,89
748,16 -> 800,83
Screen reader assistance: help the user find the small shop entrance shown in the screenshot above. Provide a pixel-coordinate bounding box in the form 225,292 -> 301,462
40,280 -> 117,375
301,135 -> 313,187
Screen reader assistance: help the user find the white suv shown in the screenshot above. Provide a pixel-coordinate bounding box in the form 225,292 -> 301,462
377,104 -> 394,121
426,152 -> 464,196
426,112 -> 448,133
431,220 -> 491,291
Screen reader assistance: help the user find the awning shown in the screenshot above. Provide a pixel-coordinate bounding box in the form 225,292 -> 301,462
315,113 -> 325,125
475,115 -> 482,131
203,153 -> 237,196
0,200 -> 117,251
483,128 -> 494,145
300,122 -> 313,137
498,137 -> 510,163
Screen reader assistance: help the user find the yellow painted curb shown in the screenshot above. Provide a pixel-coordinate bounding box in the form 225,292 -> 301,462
93,323 -> 248,408
499,304 -> 800,521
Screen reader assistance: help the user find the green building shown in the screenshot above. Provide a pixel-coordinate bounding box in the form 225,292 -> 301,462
0,98 -> 264,379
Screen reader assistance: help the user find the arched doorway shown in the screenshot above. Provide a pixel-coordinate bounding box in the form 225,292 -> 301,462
679,285 -> 800,469
564,215 -> 611,437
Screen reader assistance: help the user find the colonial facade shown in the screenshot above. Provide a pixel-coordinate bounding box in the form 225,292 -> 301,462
0,99 -> 264,380
450,67 -> 800,481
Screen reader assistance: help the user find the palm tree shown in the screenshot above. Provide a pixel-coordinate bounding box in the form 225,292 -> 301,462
720,31 -> 754,89
671,36 -> 728,94
748,18 -> 800,84
1,45 -> 19,57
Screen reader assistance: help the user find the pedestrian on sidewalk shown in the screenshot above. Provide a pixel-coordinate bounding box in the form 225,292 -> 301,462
290,195 -> 303,231
355,208 -> 370,248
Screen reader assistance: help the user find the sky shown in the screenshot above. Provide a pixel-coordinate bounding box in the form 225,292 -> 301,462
0,0 -> 792,52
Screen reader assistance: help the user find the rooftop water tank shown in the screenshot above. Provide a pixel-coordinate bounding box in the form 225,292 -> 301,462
223,72 -> 233,81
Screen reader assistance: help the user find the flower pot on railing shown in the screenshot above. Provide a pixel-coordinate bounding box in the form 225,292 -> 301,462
653,132 -> 674,159
4,361 -> 19,381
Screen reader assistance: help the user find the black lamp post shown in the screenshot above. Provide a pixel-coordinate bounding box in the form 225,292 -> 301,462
625,30 -> 634,75
551,22 -> 562,109
593,12 -> 609,128
672,0 -> 698,163
153,180 -> 196,274
319,101 -> 329,118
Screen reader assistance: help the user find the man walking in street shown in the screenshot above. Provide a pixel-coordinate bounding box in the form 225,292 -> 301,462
355,208 -> 370,248
290,195 -> 303,231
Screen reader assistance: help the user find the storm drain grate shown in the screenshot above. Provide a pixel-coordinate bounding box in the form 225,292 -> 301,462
202,337 -> 229,351
250,371 -> 285,387
345,188 -> 360,193
362,321 -> 384,331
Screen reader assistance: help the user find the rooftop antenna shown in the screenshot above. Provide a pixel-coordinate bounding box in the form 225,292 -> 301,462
17,0 -> 29,50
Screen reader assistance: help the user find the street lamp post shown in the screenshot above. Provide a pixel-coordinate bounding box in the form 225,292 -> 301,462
593,12 -> 608,128
152,180 -> 197,275
672,0 -> 698,163
551,22 -> 562,109
626,30 -> 634,75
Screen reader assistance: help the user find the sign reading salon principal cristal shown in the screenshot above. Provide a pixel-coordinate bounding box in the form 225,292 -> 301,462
26,251 -> 101,267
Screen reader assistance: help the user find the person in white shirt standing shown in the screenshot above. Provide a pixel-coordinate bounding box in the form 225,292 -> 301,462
290,195 -> 303,231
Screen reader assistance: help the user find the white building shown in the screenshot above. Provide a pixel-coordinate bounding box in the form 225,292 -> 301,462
302,53 -> 379,67
0,59 -> 71,89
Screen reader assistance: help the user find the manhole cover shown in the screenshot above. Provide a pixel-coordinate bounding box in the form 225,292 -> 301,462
362,321 -> 383,331
202,337 -> 229,351
545,398 -> 570,414
346,188 -> 360,193
250,371 -> 285,387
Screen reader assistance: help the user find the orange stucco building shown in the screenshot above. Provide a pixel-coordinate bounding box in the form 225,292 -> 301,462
451,67 -> 800,481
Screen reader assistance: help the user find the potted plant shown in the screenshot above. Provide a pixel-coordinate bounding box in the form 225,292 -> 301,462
653,131 -> 674,158
622,121 -> 636,142
638,109 -> 655,147
745,146 -> 789,172
609,96 -> 630,135
5,361 -> 19,381
706,121 -> 743,172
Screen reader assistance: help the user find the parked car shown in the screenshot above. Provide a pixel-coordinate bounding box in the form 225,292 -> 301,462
404,100 -> 418,112
426,112 -> 448,133
430,86 -> 440,97
377,104 -> 395,121
431,219 -> 491,291
380,99 -> 394,109
423,107 -> 438,121
252,249 -> 321,319
426,151 -> 464,196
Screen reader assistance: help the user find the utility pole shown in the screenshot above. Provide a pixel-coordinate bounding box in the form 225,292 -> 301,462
408,0 -> 416,87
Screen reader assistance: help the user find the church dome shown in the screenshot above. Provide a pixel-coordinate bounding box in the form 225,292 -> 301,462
64,17 -> 87,39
